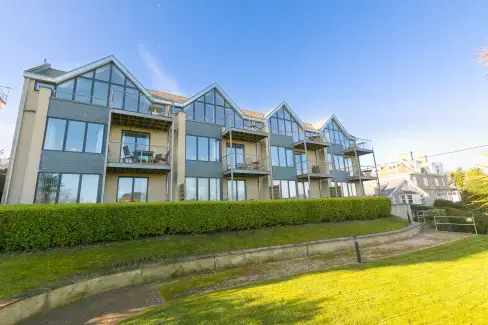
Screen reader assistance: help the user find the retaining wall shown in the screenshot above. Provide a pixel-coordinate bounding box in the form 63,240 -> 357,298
0,223 -> 420,325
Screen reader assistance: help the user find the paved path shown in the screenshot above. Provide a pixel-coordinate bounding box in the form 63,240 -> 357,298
22,229 -> 471,325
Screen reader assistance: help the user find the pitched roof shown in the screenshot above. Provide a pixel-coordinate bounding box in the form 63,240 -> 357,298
241,109 -> 264,119
148,90 -> 188,103
303,122 -> 317,130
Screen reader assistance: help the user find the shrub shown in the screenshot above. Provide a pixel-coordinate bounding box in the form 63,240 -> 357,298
434,199 -> 466,210
410,204 -> 432,211
0,197 -> 391,252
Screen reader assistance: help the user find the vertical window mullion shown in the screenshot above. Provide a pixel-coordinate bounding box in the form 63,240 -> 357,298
82,122 -> 88,152
131,177 -> 135,202
76,174 -> 82,203
62,119 -> 69,151
72,79 -> 77,101
55,173 -> 61,204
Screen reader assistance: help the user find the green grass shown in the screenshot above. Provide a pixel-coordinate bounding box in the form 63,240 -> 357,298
0,218 -> 406,300
121,236 -> 488,325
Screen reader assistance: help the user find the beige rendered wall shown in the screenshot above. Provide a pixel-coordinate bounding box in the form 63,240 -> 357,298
222,177 -> 260,200
19,86 -> 52,203
173,112 -> 186,201
104,172 -> 167,202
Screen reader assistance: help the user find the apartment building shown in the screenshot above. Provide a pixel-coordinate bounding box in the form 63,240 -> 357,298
1,56 -> 379,204
367,152 -> 461,205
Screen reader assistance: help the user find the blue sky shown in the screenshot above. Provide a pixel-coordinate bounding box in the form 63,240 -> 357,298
1,0 -> 488,170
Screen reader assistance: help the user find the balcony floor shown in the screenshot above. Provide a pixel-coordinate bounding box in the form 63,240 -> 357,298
111,109 -> 172,131
294,140 -> 330,150
223,169 -> 270,177
344,148 -> 374,157
222,127 -> 268,142
107,162 -> 171,174
297,173 -> 333,180
348,175 -> 378,181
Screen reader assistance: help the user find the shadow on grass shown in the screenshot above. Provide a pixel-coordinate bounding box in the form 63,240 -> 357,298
122,292 -> 330,325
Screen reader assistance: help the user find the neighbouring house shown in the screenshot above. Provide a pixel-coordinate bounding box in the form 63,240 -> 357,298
365,152 -> 461,205
1,56 -> 380,204
0,157 -> 8,200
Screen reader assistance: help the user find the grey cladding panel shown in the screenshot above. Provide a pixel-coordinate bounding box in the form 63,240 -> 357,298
328,144 -> 345,154
40,151 -> 105,174
270,134 -> 294,148
272,167 -> 297,180
185,160 -> 222,178
333,170 -> 348,182
186,120 -> 222,138
48,98 -> 109,123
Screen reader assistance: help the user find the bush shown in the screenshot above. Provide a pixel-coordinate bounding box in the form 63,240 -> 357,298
434,199 -> 466,210
410,204 -> 432,211
0,197 -> 390,252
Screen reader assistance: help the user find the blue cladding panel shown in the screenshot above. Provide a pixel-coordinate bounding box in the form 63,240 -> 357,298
185,160 -> 222,178
272,167 -> 297,180
269,134 -> 294,148
186,120 -> 222,138
39,151 -> 105,174
48,98 -> 109,124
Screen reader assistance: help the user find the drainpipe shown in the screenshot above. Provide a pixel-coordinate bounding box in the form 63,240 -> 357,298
304,138 -> 311,198
2,78 -> 29,204
169,102 -> 175,201
100,110 -> 112,202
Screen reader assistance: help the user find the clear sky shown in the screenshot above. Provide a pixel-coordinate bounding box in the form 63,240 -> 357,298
1,0 -> 487,171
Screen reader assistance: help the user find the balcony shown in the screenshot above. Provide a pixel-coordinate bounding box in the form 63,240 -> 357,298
296,161 -> 332,180
344,139 -> 374,156
222,153 -> 270,177
293,130 -> 330,150
107,142 -> 171,173
347,165 -> 378,181
221,112 -> 268,142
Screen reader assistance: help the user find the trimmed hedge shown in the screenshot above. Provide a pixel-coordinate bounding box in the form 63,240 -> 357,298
434,199 -> 467,210
0,197 -> 390,252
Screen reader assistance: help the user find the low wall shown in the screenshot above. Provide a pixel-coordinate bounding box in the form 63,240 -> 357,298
391,204 -> 412,221
0,224 -> 421,325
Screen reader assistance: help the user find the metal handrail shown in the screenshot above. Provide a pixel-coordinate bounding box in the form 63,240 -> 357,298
347,139 -> 373,151
108,141 -> 171,165
297,161 -> 330,175
346,165 -> 377,177
53,90 -> 109,104
222,153 -> 269,171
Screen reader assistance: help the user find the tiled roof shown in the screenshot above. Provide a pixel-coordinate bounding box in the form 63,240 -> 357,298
241,109 -> 264,119
303,122 -> 317,130
148,90 -> 188,103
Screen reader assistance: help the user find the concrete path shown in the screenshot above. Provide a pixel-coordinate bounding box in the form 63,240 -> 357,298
21,229 -> 471,325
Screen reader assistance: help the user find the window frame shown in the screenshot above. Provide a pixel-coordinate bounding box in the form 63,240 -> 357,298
34,172 -> 101,204
186,135 -> 221,162
116,176 -> 149,202
228,179 -> 246,201
185,177 -> 222,201
42,117 -> 105,154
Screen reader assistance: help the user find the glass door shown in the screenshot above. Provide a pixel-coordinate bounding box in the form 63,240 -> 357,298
226,143 -> 244,169
121,131 -> 150,163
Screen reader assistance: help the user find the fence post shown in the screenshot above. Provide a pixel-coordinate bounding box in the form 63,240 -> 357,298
354,235 -> 362,264
407,211 -> 412,224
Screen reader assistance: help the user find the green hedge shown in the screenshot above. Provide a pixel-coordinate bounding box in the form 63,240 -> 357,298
0,197 -> 390,252
434,199 -> 466,210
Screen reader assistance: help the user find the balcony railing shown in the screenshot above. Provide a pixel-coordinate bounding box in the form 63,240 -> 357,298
107,142 -> 171,167
347,165 -> 377,179
296,161 -> 331,179
222,153 -> 269,173
346,139 -> 373,151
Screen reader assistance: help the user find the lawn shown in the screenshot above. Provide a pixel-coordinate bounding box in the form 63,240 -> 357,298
121,235 -> 488,325
0,218 -> 406,300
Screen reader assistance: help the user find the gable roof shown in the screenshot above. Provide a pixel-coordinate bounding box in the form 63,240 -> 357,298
241,109 -> 264,119
263,101 -> 309,131
148,90 -> 188,103
24,55 -> 174,105
311,114 -> 355,139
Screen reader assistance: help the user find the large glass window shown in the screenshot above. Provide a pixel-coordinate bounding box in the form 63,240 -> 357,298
297,181 -> 310,198
55,79 -> 75,100
278,147 -> 286,167
289,180 -> 297,198
43,118 -> 104,153
271,146 -> 295,167
271,146 -> 279,166
186,89 -> 230,126
295,153 -> 307,174
228,180 -> 246,201
273,180 -> 298,199
185,177 -> 220,201
44,118 -> 66,150
35,173 -> 100,204
186,135 -> 220,162
226,143 -> 244,169
65,121 -> 86,152
124,88 -> 139,112
324,120 -> 352,149
117,177 -> 148,202
74,78 -> 93,102
92,81 -> 109,106
268,105 -> 301,137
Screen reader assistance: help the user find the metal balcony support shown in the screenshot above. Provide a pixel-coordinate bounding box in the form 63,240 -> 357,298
100,111 -> 112,202
169,118 -> 175,201
355,149 -> 364,196
266,136 -> 274,200
230,129 -> 234,201
304,140 -> 312,198
372,149 -> 380,196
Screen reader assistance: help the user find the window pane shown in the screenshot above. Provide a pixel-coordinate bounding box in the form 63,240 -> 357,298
79,174 -> 99,203
237,181 -> 246,201
304,182 -> 310,198
65,121 -> 86,152
289,181 -> 297,198
139,95 -> 151,114
133,178 -> 148,202
215,106 -> 225,125
198,178 -> 209,201
225,108 -> 234,127
285,121 -> 292,135
58,174 -> 80,203
183,103 -> 193,118
111,65 -> 125,85
284,109 -> 290,120
75,78 -> 92,102
270,118 -> 278,133
278,147 -> 287,167
117,178 -> 133,202
186,136 -> 197,160
271,146 -> 279,166
215,91 -> 225,106
228,180 -> 236,201
198,137 -> 209,161
92,81 -> 109,106
281,180 -> 289,198
55,79 -> 74,100
277,107 -> 284,119
35,173 -> 59,203
194,102 -> 205,122
209,138 -> 220,162
210,178 -> 220,201
297,182 -> 305,198
81,71 -> 94,78
126,78 -> 136,88
278,119 -> 285,135
110,85 -> 124,109
286,149 -> 294,167
85,123 -> 104,153
44,118 -> 66,150
95,65 -> 110,81
185,178 -> 197,200
124,88 -> 139,112
205,104 -> 214,123
205,90 -> 215,104
235,115 -> 243,129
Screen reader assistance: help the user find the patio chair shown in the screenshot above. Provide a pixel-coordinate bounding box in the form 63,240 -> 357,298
122,145 -> 133,163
